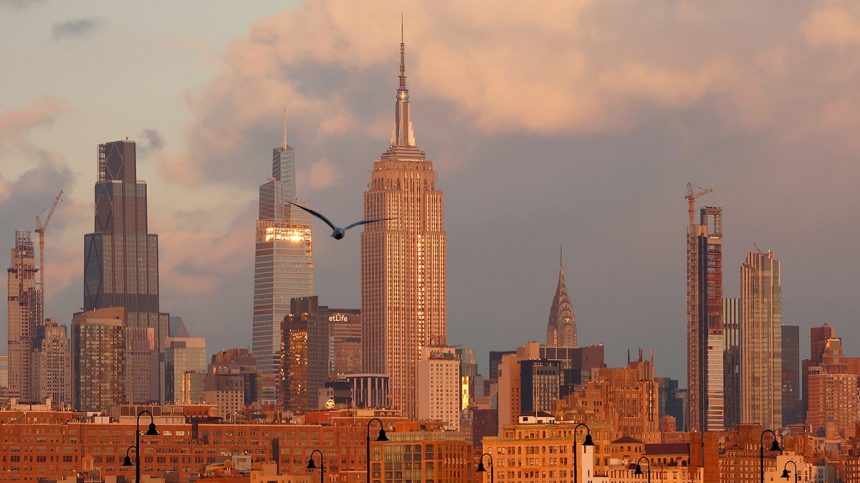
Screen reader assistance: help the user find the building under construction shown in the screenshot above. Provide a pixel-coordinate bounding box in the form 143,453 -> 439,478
6,230 -> 41,402
686,183 -> 725,433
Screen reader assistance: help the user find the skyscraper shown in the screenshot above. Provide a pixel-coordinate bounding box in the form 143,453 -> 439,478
686,199 -> 725,432
723,297 -> 741,429
802,323 -> 837,416
7,230 -> 40,402
164,336 -> 206,404
740,249 -> 782,429
279,298 -> 311,413
83,140 -> 167,402
71,307 -> 126,411
32,318 -> 71,405
252,123 -> 314,403
546,248 -> 576,348
327,308 -> 362,378
781,324 -> 801,425
361,31 -> 446,419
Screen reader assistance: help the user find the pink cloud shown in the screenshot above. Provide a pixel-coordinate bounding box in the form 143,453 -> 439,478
297,158 -> 340,192
153,203 -> 254,297
0,97 -> 67,151
802,5 -> 860,48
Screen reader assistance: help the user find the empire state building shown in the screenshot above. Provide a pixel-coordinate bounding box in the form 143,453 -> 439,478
361,32 -> 446,419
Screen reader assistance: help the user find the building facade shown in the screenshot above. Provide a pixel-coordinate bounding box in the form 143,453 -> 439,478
327,308 -> 362,378
83,140 -> 167,402
803,323 -> 837,416
71,307 -> 126,411
164,337 -> 206,404
740,250 -> 782,429
687,203 -> 725,432
0,409 -> 418,481
723,297 -> 741,429
7,230 -> 40,402
417,346 -> 460,430
361,35 -> 446,419
252,129 -> 314,403
781,324 -> 801,425
556,355 -> 660,442
278,296 -> 332,411
481,420 -> 593,483
31,318 -> 71,405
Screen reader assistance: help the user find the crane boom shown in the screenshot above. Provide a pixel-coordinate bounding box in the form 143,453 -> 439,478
35,189 -> 63,323
685,182 -> 712,227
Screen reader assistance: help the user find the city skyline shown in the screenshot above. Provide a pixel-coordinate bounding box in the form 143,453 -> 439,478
4,2 -> 860,382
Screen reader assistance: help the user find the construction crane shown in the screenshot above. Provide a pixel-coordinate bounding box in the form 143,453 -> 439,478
35,189 -> 63,322
685,182 -> 712,226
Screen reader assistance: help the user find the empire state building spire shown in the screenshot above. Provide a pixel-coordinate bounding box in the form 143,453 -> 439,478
391,16 -> 418,151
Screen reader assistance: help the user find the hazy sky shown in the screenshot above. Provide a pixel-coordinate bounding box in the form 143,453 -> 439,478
2,1 -> 860,382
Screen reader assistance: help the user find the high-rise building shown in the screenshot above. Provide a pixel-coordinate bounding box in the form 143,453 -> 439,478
807,368 -> 859,438
740,250 -> 782,428
0,355 -> 8,390
209,348 -> 259,406
164,337 -> 206,404
804,335 -> 860,438
557,353 -> 660,442
781,324 -> 801,425
83,140 -> 168,402
280,304 -> 309,413
7,230 -> 40,402
496,341 -> 606,433
655,377 -> 686,431
803,323 -> 837,416
686,200 -> 725,432
31,318 -> 71,405
251,123 -> 314,403
546,249 -> 576,347
71,307 -> 126,411
361,33 -> 446,419
456,347 -> 481,410
417,346 -> 460,430
278,296 -> 331,411
723,297 -> 741,429
810,324 -> 836,364
326,308 -> 362,378
125,327 -> 158,403
488,350 -> 515,381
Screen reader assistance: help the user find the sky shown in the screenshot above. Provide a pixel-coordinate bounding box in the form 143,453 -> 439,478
2,1 -> 860,382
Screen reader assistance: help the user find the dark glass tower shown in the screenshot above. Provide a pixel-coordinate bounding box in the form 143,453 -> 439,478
83,140 -> 167,402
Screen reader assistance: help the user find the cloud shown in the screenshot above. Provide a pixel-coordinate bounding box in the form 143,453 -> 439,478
0,160 -> 83,301
0,0 -> 44,8
51,18 -> 100,41
802,5 -> 860,48
139,128 -> 164,154
297,158 -> 340,191
161,1 -> 838,192
0,97 -> 66,152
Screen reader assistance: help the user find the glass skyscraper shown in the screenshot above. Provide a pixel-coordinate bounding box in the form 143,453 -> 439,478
740,249 -> 783,429
251,133 -> 314,402
83,140 -> 167,403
